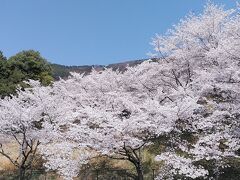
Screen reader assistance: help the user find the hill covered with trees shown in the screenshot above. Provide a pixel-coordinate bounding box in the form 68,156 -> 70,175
51,59 -> 146,80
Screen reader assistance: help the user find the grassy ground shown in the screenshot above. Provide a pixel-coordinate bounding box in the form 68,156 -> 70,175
0,142 -> 19,171
2,141 -> 239,180
0,170 -> 61,180
0,142 -> 159,179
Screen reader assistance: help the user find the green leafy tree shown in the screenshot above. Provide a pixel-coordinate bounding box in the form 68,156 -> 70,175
0,50 -> 53,98
8,50 -> 53,83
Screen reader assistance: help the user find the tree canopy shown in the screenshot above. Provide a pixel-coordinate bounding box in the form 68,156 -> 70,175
0,50 -> 53,98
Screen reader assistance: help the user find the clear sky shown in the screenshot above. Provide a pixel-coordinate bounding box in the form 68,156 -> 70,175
0,0 -> 236,65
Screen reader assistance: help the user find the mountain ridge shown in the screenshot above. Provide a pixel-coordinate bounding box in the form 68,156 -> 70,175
51,58 -> 154,80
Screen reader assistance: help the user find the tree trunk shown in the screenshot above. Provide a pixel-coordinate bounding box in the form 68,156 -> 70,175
19,166 -> 26,180
134,162 -> 144,180
121,143 -> 145,180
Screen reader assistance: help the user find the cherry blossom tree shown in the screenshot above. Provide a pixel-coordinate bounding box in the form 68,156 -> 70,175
151,2 -> 240,179
0,81 -> 47,179
38,65 -> 182,180
44,40 -> 239,179
0,78 -> 94,180
0,81 -> 75,180
42,60 -> 202,179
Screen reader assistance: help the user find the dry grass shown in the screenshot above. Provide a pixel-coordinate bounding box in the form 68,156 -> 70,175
0,141 -> 19,171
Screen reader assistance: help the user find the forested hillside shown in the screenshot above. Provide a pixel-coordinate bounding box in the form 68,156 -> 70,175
51,59 -> 146,80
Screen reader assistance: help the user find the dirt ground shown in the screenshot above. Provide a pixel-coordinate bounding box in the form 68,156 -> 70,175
0,140 -> 18,171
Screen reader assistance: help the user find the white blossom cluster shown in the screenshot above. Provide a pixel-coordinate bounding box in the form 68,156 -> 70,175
155,152 -> 208,179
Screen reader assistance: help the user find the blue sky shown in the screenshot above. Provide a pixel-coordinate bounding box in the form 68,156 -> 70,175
0,0 -> 236,65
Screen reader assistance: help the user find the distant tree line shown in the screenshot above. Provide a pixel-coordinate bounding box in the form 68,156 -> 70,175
51,59 -> 146,80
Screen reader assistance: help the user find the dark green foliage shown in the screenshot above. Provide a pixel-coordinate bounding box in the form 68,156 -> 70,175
50,58 -> 149,80
0,50 -> 53,98
51,64 -> 71,80
8,50 -> 53,83
147,134 -> 240,179
192,158 -> 240,180
51,63 -> 101,80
